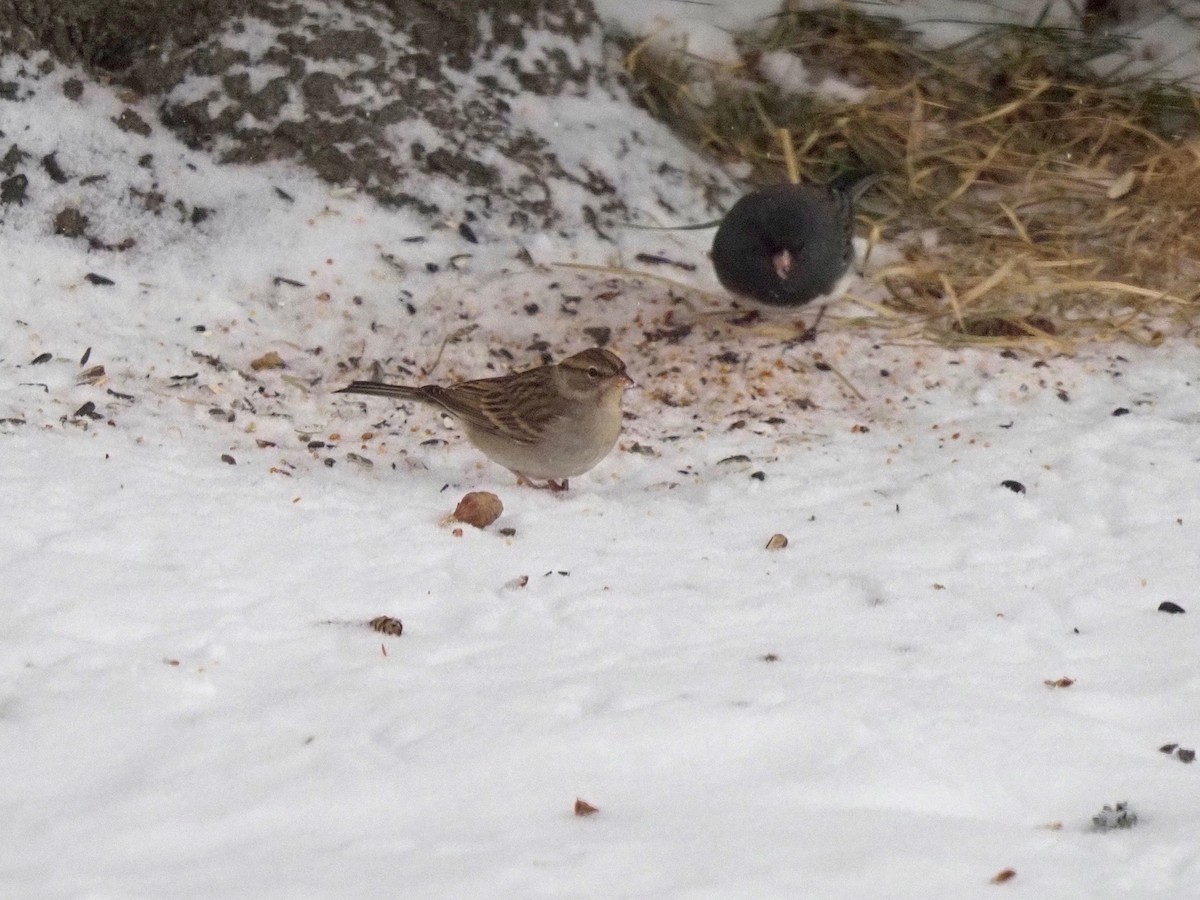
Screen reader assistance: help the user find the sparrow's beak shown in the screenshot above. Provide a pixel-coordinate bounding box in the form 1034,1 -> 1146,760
619,372 -> 636,388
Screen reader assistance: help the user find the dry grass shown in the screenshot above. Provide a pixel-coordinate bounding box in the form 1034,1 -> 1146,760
623,2 -> 1200,348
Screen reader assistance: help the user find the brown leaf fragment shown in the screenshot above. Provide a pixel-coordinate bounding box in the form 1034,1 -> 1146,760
574,798 -> 599,817
452,491 -> 503,529
368,616 -> 403,637
250,351 -> 285,371
991,868 -> 1016,884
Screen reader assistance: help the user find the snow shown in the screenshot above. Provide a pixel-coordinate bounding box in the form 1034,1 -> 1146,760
4,2 -> 1200,897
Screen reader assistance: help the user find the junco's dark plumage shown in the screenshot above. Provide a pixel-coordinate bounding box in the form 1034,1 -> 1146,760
711,171 -> 878,307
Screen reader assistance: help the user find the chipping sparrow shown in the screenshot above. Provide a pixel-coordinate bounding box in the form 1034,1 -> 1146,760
336,347 -> 632,490
711,171 -> 878,307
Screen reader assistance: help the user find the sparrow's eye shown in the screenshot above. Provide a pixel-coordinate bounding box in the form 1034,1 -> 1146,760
587,366 -> 601,379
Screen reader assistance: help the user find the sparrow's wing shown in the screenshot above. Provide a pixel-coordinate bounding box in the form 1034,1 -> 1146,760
423,370 -> 558,445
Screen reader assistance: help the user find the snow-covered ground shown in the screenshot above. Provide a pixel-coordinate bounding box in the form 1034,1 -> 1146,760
4,2 -> 1200,897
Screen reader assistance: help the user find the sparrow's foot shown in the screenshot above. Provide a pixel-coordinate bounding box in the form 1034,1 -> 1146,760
516,475 -> 570,492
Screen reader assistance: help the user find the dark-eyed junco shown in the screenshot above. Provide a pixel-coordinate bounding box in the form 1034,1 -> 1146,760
336,347 -> 632,491
711,171 -> 878,307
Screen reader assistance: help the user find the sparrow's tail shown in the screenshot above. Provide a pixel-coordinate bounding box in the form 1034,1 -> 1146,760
335,381 -> 426,402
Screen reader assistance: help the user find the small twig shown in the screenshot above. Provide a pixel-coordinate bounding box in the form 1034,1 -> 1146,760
425,324 -> 478,378
779,127 -> 800,184
818,356 -> 867,402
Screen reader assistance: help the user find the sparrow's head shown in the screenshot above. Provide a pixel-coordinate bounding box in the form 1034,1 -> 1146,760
556,347 -> 633,401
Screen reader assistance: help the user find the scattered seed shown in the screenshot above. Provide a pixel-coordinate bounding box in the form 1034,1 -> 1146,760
457,221 -> 478,243
1178,748 -> 1196,763
368,616 -> 403,637
1092,802 -> 1137,831
80,347 -> 92,366
84,272 -> 114,286
30,352 -> 52,365
1160,743 -> 1179,754
1112,407 -> 1130,416
634,252 -> 695,271
220,454 -> 236,465
54,206 -> 89,237
73,401 -> 102,420
717,455 -> 751,465
1158,601 -> 1186,614
766,533 -> 788,551
1001,480 -> 1026,494
573,798 -> 599,817
991,868 -> 1016,885
1043,677 -> 1075,688
1,173 -> 28,205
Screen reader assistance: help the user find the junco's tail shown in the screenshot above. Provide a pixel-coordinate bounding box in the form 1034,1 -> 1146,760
828,169 -> 880,204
